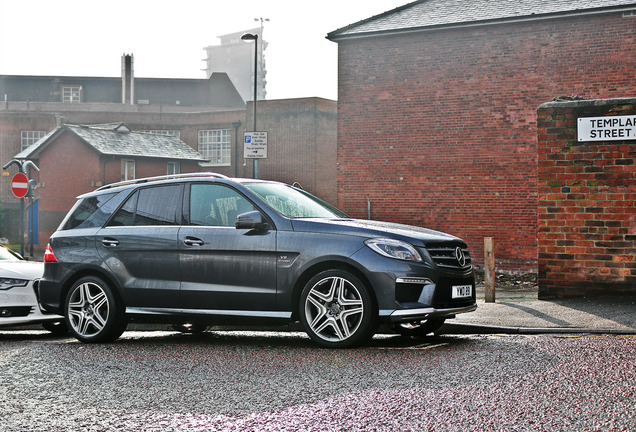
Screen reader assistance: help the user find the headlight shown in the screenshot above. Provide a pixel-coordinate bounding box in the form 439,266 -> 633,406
0,278 -> 29,290
364,238 -> 422,262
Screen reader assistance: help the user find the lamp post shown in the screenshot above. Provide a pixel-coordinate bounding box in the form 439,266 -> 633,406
241,32 -> 259,179
254,17 -> 269,99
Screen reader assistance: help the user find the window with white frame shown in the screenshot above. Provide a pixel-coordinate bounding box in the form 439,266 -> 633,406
62,86 -> 82,103
21,130 -> 46,151
198,129 -> 231,166
167,162 -> 181,175
123,159 -> 136,180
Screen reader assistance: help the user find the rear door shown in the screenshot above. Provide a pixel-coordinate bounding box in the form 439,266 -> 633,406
178,182 -> 277,312
96,184 -> 183,308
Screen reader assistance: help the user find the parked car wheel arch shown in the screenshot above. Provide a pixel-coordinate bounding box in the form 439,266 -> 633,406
59,268 -> 125,314
291,260 -> 377,321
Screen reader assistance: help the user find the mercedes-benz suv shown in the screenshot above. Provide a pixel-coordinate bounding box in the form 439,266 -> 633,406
39,173 -> 476,348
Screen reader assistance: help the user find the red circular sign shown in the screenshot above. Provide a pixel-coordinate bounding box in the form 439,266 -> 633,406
11,172 -> 30,198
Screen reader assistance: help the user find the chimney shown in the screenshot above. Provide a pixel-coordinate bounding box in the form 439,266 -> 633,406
121,54 -> 135,104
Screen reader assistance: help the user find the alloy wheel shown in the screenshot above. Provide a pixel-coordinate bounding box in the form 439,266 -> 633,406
304,275 -> 365,343
67,281 -> 110,338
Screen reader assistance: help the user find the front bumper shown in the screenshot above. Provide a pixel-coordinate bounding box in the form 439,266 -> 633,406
384,303 -> 478,323
0,281 -> 64,327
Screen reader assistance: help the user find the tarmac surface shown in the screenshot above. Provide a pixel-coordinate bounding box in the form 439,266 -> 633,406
442,283 -> 636,335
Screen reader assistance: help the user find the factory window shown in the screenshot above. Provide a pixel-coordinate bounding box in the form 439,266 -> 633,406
198,129 -> 231,166
21,130 -> 46,151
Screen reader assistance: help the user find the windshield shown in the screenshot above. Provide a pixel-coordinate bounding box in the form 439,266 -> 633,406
245,183 -> 348,219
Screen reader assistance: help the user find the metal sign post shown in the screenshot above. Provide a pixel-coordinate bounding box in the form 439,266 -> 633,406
3,159 -> 39,257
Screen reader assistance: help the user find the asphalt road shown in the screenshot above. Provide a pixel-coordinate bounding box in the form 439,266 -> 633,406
1,330 -> 634,431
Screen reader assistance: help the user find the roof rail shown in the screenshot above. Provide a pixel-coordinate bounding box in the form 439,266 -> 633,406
96,172 -> 230,191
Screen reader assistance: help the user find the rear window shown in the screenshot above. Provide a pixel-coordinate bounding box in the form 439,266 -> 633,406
61,193 -> 120,230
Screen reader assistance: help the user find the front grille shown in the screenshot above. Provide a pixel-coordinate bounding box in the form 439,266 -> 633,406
424,242 -> 472,270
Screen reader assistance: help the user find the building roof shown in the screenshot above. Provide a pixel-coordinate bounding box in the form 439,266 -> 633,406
0,72 -> 245,107
327,0 -> 636,39
15,123 -> 208,162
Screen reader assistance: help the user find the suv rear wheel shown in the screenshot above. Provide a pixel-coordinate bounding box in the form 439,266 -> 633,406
299,269 -> 377,348
65,276 -> 127,343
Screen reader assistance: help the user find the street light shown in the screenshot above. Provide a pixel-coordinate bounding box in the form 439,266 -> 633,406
254,18 -> 269,99
241,32 -> 259,179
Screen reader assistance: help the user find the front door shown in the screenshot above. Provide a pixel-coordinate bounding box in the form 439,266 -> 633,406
178,183 -> 277,312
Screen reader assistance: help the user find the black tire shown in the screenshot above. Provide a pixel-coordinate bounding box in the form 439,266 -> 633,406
392,318 -> 446,337
172,323 -> 208,334
64,276 -> 127,343
299,269 -> 377,348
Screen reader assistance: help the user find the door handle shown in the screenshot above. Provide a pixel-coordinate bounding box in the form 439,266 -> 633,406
102,238 -> 119,247
183,236 -> 204,246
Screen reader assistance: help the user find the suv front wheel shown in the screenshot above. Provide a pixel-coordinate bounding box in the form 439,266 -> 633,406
65,276 -> 127,343
299,269 -> 377,348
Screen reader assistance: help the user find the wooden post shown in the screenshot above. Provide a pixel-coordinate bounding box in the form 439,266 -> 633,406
484,237 -> 495,303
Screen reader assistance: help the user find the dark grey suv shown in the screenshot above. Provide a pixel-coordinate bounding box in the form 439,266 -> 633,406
39,173 -> 476,348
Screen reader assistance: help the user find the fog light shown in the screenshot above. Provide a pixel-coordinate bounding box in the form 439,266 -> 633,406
0,308 -> 11,317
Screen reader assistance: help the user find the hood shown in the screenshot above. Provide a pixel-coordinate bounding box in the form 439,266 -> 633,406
290,218 -> 461,246
0,261 -> 44,280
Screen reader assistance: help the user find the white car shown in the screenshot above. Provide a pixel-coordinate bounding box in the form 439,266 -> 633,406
0,246 -> 66,333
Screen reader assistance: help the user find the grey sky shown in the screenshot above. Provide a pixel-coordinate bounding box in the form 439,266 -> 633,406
0,0 -> 408,100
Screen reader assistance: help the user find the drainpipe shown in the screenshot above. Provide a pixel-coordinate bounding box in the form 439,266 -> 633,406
232,121 -> 242,177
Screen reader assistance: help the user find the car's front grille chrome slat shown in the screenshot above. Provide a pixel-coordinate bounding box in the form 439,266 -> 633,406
425,243 -> 472,270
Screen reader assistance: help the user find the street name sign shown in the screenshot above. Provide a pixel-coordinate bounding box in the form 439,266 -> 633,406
244,131 -> 268,159
578,115 -> 636,142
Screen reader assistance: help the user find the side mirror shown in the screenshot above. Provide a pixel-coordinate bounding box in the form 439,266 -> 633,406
235,210 -> 268,230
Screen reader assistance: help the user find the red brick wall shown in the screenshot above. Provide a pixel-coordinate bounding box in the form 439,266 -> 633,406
537,98 -> 635,297
35,132 -> 102,244
336,12 -> 636,271
244,98 -> 338,205
0,112 -> 57,203
32,131 -> 201,246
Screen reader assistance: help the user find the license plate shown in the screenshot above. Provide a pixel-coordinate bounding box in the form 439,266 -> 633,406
452,285 -> 472,299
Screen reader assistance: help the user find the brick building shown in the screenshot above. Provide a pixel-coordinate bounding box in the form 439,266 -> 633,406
328,0 -> 636,272
244,98 -> 338,204
15,123 -> 207,246
0,58 -> 337,249
537,97 -> 635,297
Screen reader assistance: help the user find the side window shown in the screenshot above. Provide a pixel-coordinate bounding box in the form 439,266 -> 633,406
189,184 -> 255,227
108,192 -> 138,227
135,186 -> 180,225
62,192 -> 119,230
108,185 -> 182,227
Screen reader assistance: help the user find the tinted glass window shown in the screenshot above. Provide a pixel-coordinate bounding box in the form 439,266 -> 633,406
190,184 -> 255,227
134,186 -> 180,225
108,192 -> 138,227
107,185 -> 181,227
62,192 -> 119,230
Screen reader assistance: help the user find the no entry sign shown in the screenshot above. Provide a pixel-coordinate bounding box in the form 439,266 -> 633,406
11,172 -> 30,198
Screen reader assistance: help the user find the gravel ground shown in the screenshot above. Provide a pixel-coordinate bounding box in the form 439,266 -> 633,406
1,331 -> 634,431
